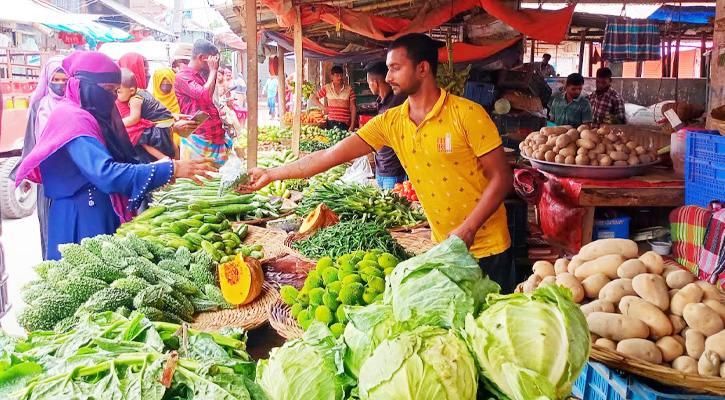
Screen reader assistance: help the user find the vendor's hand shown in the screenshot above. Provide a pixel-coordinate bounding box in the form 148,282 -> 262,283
173,119 -> 201,136
237,167 -> 273,193
174,158 -> 217,185
207,55 -> 220,72
448,223 -> 477,249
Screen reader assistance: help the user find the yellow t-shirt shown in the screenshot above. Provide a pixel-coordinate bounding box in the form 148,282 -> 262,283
356,90 -> 510,258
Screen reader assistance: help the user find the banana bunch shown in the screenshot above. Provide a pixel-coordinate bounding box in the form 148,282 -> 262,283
436,63 -> 472,97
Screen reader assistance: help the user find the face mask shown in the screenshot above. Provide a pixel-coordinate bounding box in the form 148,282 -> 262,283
49,82 -> 66,97
79,80 -> 117,119
159,84 -> 173,94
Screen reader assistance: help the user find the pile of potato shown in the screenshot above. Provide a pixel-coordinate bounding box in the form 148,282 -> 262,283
519,124 -> 659,166
519,238 -> 725,378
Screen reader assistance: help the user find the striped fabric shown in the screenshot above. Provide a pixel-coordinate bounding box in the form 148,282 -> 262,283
317,83 -> 356,125
670,206 -> 712,275
699,210 -> 725,284
602,18 -> 661,62
180,133 -> 233,164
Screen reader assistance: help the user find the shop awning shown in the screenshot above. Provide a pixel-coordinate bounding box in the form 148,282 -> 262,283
215,30 -> 247,51
45,22 -> 133,43
261,30 -> 385,63
93,0 -> 175,36
647,5 -> 715,24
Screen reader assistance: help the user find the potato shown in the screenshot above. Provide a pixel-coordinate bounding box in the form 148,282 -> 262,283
582,273 -> 610,298
589,143 -> 604,155
587,150 -> 598,161
587,312 -> 649,341
534,136 -> 547,145
694,281 -> 721,301
580,299 -> 615,317
577,147 -> 589,156
554,154 -> 566,164
519,141 -> 526,151
656,336 -> 685,362
541,126 -> 567,136
681,327 -> 690,340
610,151 -> 628,162
669,314 -> 687,335
617,259 -> 647,279
613,161 -> 629,166
580,130 -> 599,142
686,330 -> 706,359
575,254 -> 626,280
595,338 -> 617,351
575,154 -> 589,166
540,275 -> 556,286
556,273 -> 585,302
544,150 -> 556,162
567,130 -> 580,141
632,274 -> 669,311
599,279 -> 635,305
699,350 -> 721,376
683,303 -> 724,336
523,147 -> 533,157
578,239 -> 639,261
705,330 -> 725,360
565,155 -> 575,165
577,125 -> 589,133
619,296 -> 673,340
568,256 -> 585,274
576,138 -> 596,150
672,356 -> 698,374
639,251 -> 664,275
673,334 -> 686,348
559,146 -> 577,157
533,150 -> 545,160
639,154 -> 653,164
554,134 -> 570,147
669,289 -> 679,300
599,155 -> 613,166
532,261 -> 555,278
704,299 -> 725,325
626,141 -> 638,150
671,283 -> 704,316
522,274 -> 542,293
554,258 -> 570,275
598,126 -> 611,135
627,154 -> 640,166
615,144 -> 631,154
720,362 -> 725,378
635,145 -> 647,155
662,264 -> 683,279
617,339 -> 663,364
606,132 -> 618,142
666,270 -> 695,289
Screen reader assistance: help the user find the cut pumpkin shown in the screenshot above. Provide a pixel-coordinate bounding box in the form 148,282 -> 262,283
299,203 -> 339,234
218,254 -> 264,305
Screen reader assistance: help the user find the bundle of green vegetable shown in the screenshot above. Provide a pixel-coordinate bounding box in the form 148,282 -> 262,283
0,312 -> 265,399
19,231 -> 247,330
279,249 -> 400,335
257,181 -> 291,199
292,220 -> 409,260
259,125 -> 292,141
300,140 -> 332,152
153,177 -> 286,221
257,150 -> 297,168
297,182 -> 425,228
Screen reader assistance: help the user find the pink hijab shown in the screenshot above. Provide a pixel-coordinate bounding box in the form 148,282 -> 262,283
31,56 -> 65,140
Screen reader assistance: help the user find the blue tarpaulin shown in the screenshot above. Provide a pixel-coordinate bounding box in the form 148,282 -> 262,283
44,22 -> 133,49
647,6 -> 714,25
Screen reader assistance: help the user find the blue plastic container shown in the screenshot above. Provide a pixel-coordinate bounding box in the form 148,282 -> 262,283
593,216 -> 630,240
685,129 -> 725,207
463,81 -> 495,107
573,361 -> 721,400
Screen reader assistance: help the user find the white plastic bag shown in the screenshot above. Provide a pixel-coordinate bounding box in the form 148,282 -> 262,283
218,152 -> 248,196
338,155 -> 373,185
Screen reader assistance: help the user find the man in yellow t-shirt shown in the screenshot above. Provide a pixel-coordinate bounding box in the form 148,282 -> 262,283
240,33 -> 514,292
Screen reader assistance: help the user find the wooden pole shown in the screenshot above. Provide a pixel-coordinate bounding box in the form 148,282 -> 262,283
529,39 -> 535,63
661,40 -> 667,78
245,0 -> 258,169
636,62 -> 643,77
673,30 -> 682,79
277,46 -> 286,127
588,42 -> 593,77
701,31 -> 708,78
578,31 -> 586,74
292,6 -> 303,156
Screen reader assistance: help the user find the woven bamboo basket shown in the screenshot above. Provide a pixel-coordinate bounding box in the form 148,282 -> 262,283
237,225 -> 289,263
590,344 -> 725,396
387,220 -> 429,233
269,299 -> 304,340
282,233 -> 319,263
191,282 -> 279,333
391,232 -> 436,254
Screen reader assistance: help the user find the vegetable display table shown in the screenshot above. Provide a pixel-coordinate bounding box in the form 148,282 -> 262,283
536,168 -> 684,252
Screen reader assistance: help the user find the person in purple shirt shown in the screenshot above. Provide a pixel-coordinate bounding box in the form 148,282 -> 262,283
365,61 -> 407,189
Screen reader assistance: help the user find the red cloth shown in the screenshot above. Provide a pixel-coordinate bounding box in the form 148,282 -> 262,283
118,53 -> 148,90
438,38 -> 521,63
115,100 -> 153,145
514,167 -> 547,205
479,0 -> 574,45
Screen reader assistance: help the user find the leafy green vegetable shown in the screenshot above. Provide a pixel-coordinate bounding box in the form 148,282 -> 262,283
357,326 -> 478,400
342,304 -> 400,378
256,322 -> 353,400
384,236 -> 499,329
465,284 -> 591,400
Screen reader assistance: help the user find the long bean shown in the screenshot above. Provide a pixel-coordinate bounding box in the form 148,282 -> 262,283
292,220 -> 410,260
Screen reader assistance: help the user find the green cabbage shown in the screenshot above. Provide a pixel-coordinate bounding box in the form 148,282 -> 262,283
358,326 -> 478,400
342,304 -> 402,378
465,284 -> 591,400
384,236 -> 499,329
256,322 -> 353,400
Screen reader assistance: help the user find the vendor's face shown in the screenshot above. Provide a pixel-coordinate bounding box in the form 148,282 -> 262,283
386,47 -> 423,97
565,84 -> 583,99
595,77 -> 611,92
331,73 -> 343,85
367,74 -> 380,96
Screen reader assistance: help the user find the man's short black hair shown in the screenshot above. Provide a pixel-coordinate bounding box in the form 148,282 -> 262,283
120,68 -> 138,89
566,73 -> 585,86
191,39 -> 219,58
364,61 -> 388,79
331,65 -> 344,75
596,67 -> 613,79
542,53 -> 552,60
388,33 -> 440,76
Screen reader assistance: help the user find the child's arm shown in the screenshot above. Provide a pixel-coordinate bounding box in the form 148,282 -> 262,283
141,144 -> 167,160
122,97 -> 143,127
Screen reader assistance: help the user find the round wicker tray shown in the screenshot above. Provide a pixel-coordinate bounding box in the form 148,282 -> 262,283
269,298 -> 304,340
590,344 -> 725,396
282,233 -> 319,263
387,220 -> 429,232
191,282 -> 279,333
238,225 -> 289,263
391,232 -> 436,254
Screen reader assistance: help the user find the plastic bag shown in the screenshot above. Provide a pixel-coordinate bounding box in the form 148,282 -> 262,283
338,155 -> 373,185
218,152 -> 249,196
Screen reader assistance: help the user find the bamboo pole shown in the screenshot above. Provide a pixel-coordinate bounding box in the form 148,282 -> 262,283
578,31 -> 586,74
292,6 -> 303,156
245,0 -> 258,169
278,46 -> 286,127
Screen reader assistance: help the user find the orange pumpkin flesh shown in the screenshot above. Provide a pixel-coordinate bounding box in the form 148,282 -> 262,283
218,255 -> 264,305
299,203 -> 339,234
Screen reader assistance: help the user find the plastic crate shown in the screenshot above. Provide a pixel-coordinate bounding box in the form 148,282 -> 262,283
573,361 -> 721,400
493,114 -> 546,136
0,81 -> 11,94
504,198 -> 527,251
463,81 -> 495,107
685,130 -> 725,207
593,216 -> 630,240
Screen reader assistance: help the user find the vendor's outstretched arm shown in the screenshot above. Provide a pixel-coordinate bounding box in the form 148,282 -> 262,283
239,134 -> 373,192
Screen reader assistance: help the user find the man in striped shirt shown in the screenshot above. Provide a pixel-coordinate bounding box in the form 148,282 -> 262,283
311,65 -> 358,131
